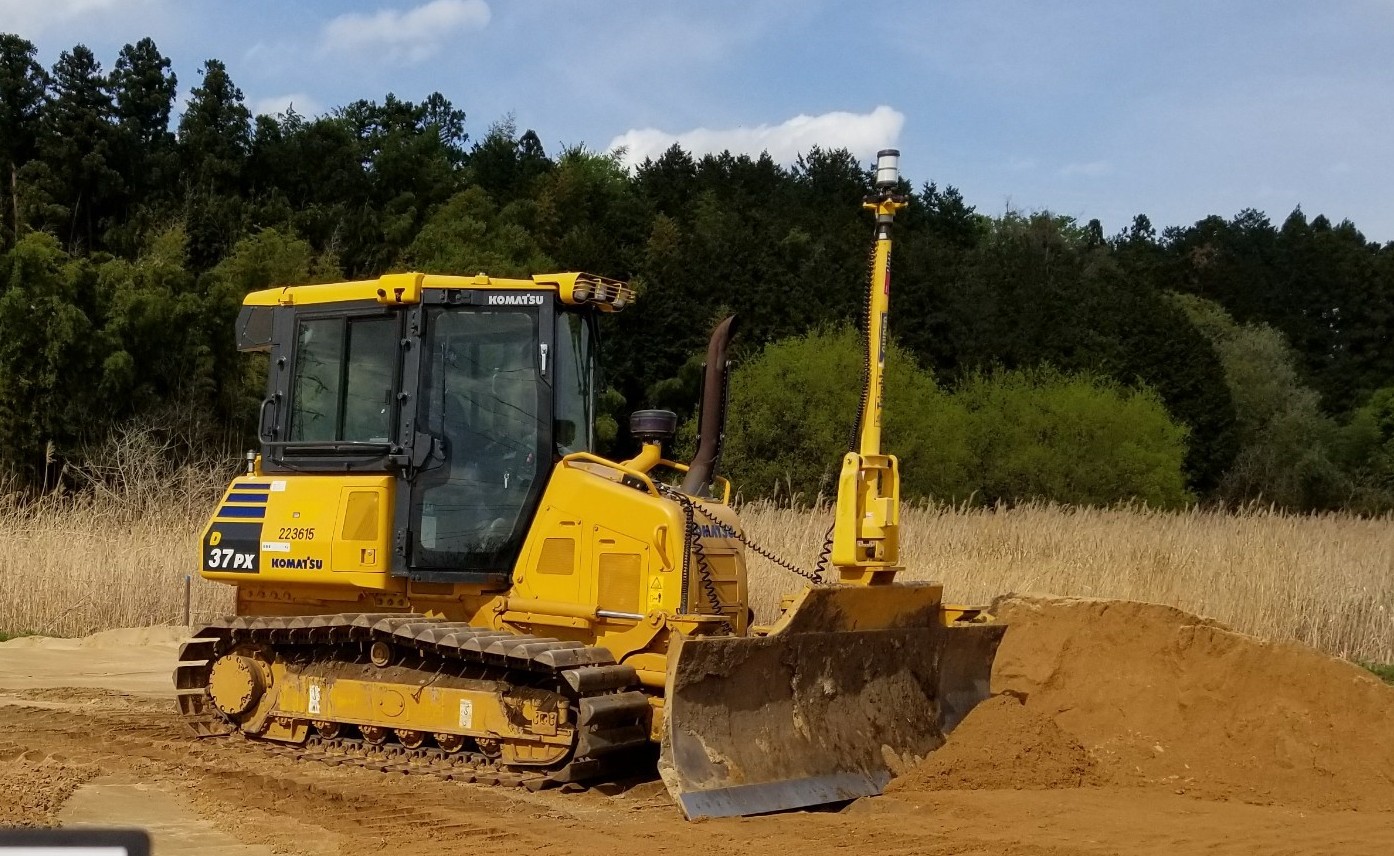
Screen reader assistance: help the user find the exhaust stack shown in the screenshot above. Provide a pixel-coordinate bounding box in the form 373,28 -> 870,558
680,315 -> 737,497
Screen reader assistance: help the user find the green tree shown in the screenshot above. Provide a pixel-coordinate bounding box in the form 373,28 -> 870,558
467,116 -> 553,203
614,148 -> 866,426
178,59 -> 251,269
112,38 -> 177,152
635,144 -> 698,219
719,326 -> 974,503
1165,208 -> 1394,415
92,224 -> 211,414
533,145 -> 644,274
953,368 -> 1193,508
246,109 -> 370,258
329,93 -> 468,274
1341,387 -> 1394,509
718,327 -> 1191,508
403,185 -> 553,276
0,234 -> 105,480
1172,293 -> 1347,508
0,34 -> 47,249
1274,211 -> 1391,413
108,37 -> 178,250
30,44 -> 121,252
900,208 -> 1236,493
179,59 -> 250,194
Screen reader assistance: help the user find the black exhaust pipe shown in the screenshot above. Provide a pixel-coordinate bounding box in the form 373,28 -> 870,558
681,316 -> 737,497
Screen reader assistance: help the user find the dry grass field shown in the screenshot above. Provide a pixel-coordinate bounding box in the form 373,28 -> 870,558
3,478 -> 1392,663
0,470 -> 235,638
741,501 -> 1394,663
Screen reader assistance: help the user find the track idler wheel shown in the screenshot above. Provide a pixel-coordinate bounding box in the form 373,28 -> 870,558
207,654 -> 267,718
370,641 -> 395,667
361,725 -> 389,745
396,729 -> 426,749
436,734 -> 465,754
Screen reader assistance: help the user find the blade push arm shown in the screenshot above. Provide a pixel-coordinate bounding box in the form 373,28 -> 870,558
831,150 -> 908,585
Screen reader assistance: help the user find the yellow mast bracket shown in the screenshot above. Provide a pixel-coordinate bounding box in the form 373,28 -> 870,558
831,150 -> 909,586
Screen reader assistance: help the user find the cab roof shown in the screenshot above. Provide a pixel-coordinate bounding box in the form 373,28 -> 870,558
243,271 -> 634,311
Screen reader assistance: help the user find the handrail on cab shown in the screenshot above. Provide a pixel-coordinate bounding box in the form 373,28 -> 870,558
559,452 -> 731,505
560,452 -> 661,496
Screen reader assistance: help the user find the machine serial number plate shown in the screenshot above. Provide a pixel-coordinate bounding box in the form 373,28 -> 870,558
459,699 -> 474,729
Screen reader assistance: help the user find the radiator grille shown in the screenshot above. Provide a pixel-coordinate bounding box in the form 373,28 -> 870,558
597,553 -> 642,613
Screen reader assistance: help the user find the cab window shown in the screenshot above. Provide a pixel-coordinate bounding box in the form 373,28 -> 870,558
289,316 -> 397,442
553,311 -> 595,455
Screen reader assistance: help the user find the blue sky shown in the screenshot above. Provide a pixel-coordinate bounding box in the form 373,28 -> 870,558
5,0 -> 1393,241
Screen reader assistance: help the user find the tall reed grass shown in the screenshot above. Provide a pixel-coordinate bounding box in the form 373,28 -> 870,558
0,459 -> 235,638
739,501 -> 1394,663
3,465 -> 1392,663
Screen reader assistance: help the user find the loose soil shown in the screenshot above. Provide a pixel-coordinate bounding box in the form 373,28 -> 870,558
886,694 -> 1098,791
0,748 -> 99,828
990,595 -> 1394,808
4,596 -> 1394,855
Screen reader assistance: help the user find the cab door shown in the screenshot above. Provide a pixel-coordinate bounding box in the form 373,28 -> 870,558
392,291 -> 555,586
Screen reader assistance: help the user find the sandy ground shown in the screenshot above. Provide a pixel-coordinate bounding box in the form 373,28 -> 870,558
0,627 -> 186,696
2,601 -> 1393,855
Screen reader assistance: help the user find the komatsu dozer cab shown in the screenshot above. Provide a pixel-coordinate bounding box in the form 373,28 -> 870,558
177,149 -> 1004,819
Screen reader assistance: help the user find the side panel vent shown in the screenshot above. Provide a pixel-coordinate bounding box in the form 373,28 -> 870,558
537,537 -> 576,575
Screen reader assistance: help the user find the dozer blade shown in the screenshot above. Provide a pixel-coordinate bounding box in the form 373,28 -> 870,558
659,583 -> 1004,819
938,619 -> 1006,734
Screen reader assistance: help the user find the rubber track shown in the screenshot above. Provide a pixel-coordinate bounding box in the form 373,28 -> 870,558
175,613 -> 652,786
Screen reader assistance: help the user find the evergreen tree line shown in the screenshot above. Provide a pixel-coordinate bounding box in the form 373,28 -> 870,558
2,34 -> 1393,511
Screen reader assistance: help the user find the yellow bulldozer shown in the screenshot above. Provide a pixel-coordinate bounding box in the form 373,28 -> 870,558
177,150 -> 1004,819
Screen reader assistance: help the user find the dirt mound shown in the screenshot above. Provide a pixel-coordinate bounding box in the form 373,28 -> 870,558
887,694 -> 1096,792
0,626 -> 190,650
984,595 -> 1394,809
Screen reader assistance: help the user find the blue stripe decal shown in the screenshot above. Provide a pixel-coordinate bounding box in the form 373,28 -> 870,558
217,506 -> 266,519
239,482 -> 271,489
227,492 -> 270,504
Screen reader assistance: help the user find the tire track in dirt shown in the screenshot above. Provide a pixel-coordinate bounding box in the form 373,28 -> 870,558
13,684 -> 1392,856
0,694 -> 572,856
10,601 -> 1394,856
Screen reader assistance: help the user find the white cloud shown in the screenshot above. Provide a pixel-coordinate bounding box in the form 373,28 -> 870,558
319,0 -> 490,64
251,93 -> 324,119
0,0 -> 153,35
608,106 -> 905,168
